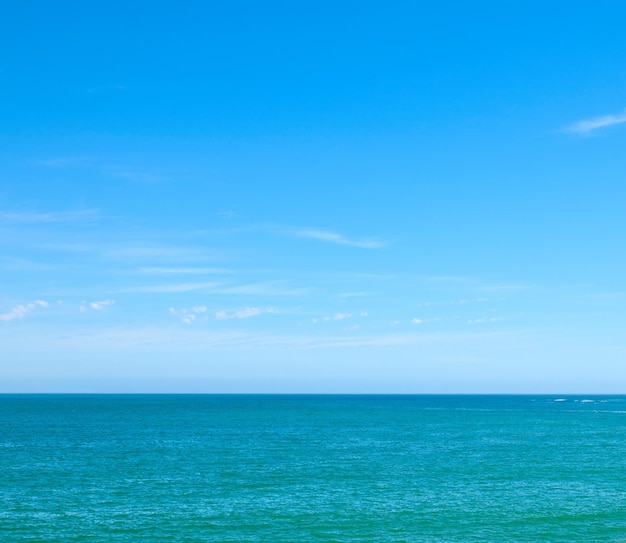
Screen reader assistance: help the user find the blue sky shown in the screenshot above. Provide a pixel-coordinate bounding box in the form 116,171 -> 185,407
2,1 -> 626,392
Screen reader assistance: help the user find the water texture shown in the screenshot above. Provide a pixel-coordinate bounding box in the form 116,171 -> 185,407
1,395 -> 625,542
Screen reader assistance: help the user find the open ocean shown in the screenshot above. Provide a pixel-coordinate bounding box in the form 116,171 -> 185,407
1,394 -> 625,542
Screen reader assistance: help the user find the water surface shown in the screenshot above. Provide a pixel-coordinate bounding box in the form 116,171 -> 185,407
1,395 -> 625,541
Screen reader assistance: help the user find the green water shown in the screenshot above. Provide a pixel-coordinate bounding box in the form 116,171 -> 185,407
1,395 -> 625,541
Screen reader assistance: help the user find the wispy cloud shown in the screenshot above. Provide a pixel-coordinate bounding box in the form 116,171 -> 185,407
81,299 -> 115,312
327,312 -> 352,321
467,317 -> 503,324
119,282 -> 222,293
415,297 -> 489,308
472,283 -> 526,294
0,300 -> 48,322
0,209 -> 99,223
338,291 -> 372,298
34,157 -> 91,167
0,257 -> 59,271
107,245 -> 216,262
218,282 -> 308,297
564,110 -> 626,135
292,229 -> 385,249
6,324 -> 511,352
110,170 -> 166,183
169,306 -> 207,324
313,311 -> 368,323
136,267 -> 232,275
117,280 -> 304,296
215,307 -> 274,320
217,210 -> 236,219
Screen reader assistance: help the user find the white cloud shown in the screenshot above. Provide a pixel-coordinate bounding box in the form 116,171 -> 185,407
467,317 -> 503,324
90,300 -> 115,310
0,300 -> 48,322
80,300 -> 116,313
411,318 -> 424,324
323,313 -> 352,322
169,306 -> 208,324
564,110 -> 626,135
215,307 -> 265,320
292,229 -> 385,249
318,311 -> 367,323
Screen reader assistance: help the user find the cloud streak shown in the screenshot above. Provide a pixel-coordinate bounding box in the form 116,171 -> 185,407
136,267 -> 232,275
467,317 -> 503,324
215,307 -> 273,320
34,157 -> 90,167
6,324 -> 510,351
292,229 -> 385,249
0,209 -> 99,223
564,110 -> 626,135
313,311 -> 368,323
107,245 -> 213,262
119,282 -> 222,293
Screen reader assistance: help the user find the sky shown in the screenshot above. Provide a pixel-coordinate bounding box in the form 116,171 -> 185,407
2,1 -> 626,393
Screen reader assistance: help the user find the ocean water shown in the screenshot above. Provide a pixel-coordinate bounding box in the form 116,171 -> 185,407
1,395 -> 625,542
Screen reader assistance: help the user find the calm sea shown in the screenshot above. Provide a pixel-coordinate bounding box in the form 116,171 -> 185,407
1,395 -> 625,542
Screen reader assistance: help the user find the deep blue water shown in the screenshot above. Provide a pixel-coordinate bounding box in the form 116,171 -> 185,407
1,395 -> 625,541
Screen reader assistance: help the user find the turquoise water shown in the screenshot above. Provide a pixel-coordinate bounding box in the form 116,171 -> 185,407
1,395 -> 625,542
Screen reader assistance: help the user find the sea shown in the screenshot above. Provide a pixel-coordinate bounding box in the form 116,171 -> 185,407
1,394 -> 625,542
